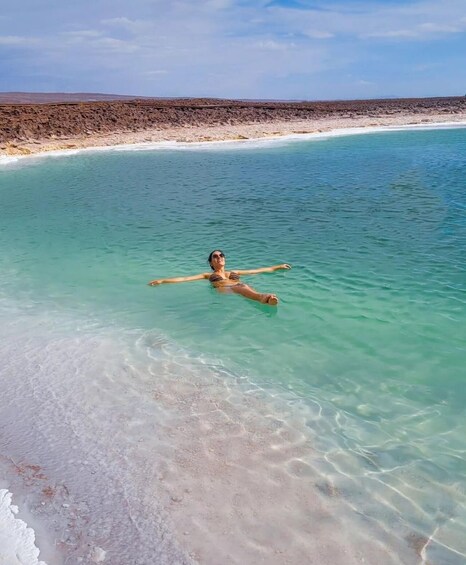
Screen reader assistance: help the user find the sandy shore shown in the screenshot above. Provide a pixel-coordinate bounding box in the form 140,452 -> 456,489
1,113 -> 466,158
1,96 -> 466,158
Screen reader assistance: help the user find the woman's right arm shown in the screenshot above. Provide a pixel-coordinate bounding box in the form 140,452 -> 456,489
148,273 -> 209,286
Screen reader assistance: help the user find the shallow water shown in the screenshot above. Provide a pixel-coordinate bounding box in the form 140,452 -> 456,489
0,127 -> 465,564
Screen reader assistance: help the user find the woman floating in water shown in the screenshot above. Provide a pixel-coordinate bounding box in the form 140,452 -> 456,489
148,250 -> 291,305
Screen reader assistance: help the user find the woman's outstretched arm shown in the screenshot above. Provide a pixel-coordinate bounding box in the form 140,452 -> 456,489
148,273 -> 210,286
234,264 -> 291,276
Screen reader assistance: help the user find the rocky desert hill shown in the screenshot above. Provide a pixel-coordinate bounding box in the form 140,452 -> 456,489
1,94 -> 465,147
0,92 -> 147,104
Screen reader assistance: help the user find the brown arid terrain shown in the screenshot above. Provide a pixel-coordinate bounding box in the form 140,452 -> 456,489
1,94 -> 466,156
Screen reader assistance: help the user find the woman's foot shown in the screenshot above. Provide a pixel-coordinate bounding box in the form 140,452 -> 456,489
260,293 -> 278,305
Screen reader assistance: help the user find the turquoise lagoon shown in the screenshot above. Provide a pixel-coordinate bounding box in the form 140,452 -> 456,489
0,126 -> 465,564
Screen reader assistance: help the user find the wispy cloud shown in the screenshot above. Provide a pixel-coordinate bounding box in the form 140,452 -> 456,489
254,39 -> 297,50
268,0 -> 466,41
305,31 -> 334,39
144,70 -> 169,76
0,0 -> 465,98
0,35 -> 38,46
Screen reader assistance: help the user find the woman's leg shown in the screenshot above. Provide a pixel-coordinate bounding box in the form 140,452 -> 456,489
230,284 -> 278,305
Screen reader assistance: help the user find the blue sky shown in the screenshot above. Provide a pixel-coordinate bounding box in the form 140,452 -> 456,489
1,0 -> 465,100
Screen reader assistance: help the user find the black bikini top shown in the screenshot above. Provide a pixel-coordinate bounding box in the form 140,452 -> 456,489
209,271 -> 240,283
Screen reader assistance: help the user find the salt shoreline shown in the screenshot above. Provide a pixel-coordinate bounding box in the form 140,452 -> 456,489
0,489 -> 46,565
2,112 -> 466,160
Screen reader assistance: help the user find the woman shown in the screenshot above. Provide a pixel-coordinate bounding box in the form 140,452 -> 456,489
148,249 -> 291,305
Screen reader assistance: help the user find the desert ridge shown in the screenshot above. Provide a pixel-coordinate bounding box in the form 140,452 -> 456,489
1,95 -> 466,156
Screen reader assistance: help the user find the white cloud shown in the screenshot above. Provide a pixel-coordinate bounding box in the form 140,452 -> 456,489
364,29 -> 418,39
268,0 -> 466,42
418,22 -> 460,33
101,17 -> 149,34
101,17 -> 135,27
0,35 -> 38,45
1,0 -> 465,98
254,39 -> 296,50
363,20 -> 463,39
305,31 -> 334,40
95,37 -> 140,53
61,30 -> 103,40
60,30 -> 139,54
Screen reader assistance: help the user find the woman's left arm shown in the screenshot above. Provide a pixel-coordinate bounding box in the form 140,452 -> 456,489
235,264 -> 291,275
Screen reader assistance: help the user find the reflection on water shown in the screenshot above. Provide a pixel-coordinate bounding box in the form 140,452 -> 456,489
0,127 -> 465,563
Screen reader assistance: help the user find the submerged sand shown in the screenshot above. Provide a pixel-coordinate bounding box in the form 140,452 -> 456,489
1,325 -> 425,565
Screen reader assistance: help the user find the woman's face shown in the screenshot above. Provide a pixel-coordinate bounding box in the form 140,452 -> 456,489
210,250 -> 225,270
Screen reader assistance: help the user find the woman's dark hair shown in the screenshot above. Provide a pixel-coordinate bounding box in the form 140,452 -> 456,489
207,249 -> 224,270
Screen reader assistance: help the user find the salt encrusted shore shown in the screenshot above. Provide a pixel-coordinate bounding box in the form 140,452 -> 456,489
1,96 -> 466,157
0,489 -> 46,565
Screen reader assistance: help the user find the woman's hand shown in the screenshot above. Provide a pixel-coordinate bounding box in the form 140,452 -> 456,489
278,264 -> 291,270
148,279 -> 163,286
